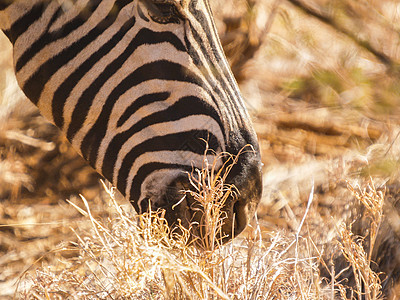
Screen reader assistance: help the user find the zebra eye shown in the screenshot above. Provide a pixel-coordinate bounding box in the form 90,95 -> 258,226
146,1 -> 184,24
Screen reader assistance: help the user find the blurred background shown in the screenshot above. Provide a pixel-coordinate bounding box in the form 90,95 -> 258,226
1,0 -> 400,298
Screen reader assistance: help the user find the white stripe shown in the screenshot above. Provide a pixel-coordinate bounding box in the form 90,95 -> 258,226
0,0 -> 43,32
125,150 -> 219,199
107,114 -> 224,183
15,0 -> 115,85
36,1 -> 136,123
49,0 -> 92,33
186,2 -> 244,129
70,41 -> 209,148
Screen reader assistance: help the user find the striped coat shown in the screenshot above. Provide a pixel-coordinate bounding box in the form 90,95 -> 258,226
0,0 -> 262,240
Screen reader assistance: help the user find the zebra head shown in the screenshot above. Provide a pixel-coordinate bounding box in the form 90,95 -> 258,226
129,0 -> 263,239
0,0 -> 262,241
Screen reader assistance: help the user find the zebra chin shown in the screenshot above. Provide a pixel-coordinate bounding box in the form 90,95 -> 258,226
136,149 -> 262,244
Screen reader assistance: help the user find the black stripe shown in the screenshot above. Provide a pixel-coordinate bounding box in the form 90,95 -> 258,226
0,1 -> 12,11
16,6 -> 63,72
78,61 -> 201,165
52,16 -> 136,129
188,4 -> 243,113
188,23 -> 220,80
114,130 -> 220,195
183,33 -> 228,120
182,33 -> 233,137
117,92 -> 170,127
2,29 -> 10,40
113,0 -> 132,12
80,70 -> 221,166
22,1 -> 125,105
187,22 -> 238,115
189,3 -> 235,87
129,162 -> 192,207
101,96 -> 222,180
6,2 -> 45,44
186,26 -> 239,130
66,29 -> 187,141
137,3 -> 149,22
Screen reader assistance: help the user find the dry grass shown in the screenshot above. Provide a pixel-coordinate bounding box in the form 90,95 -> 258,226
14,164 -> 318,299
335,181 -> 385,300
13,168 -> 386,299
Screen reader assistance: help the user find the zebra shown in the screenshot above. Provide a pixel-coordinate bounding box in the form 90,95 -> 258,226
0,0 -> 262,241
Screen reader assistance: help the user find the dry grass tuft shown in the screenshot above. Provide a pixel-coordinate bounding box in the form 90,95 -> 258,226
183,146 -> 253,250
13,148 -> 389,299
333,180 -> 386,300
15,157 -> 326,300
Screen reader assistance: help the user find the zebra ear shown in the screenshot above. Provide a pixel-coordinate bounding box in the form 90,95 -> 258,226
140,0 -> 186,24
